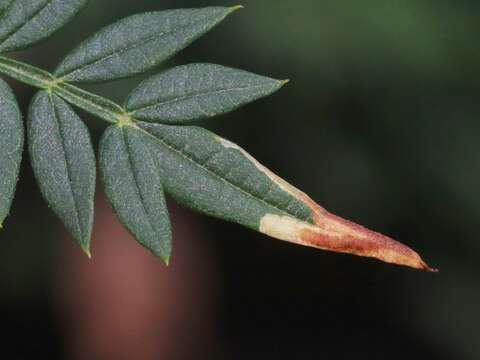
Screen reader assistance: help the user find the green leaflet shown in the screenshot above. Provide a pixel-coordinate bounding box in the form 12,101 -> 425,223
28,91 -> 95,254
99,125 -> 171,262
0,78 -> 23,227
134,122 -> 313,231
54,7 -> 240,83
125,63 -> 287,124
0,0 -> 88,53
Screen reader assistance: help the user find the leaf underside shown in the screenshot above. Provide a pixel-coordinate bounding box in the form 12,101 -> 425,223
100,125 -> 171,261
125,63 -> 286,124
0,78 -> 23,226
134,122 -> 312,227
55,7 -> 238,83
28,91 -> 95,253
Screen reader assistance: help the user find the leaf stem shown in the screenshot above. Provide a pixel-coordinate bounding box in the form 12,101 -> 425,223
0,55 -> 126,124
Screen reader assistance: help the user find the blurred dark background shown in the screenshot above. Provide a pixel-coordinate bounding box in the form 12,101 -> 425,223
1,0 -> 479,359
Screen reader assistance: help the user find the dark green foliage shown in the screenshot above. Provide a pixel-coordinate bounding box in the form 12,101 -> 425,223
0,78 -> 22,226
0,0 -> 12,14
28,91 -> 95,254
125,63 -> 286,124
55,7 -> 240,83
135,122 -> 312,229
0,0 -> 88,52
100,125 -> 171,261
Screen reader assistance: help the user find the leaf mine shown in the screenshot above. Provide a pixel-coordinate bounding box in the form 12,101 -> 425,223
217,136 -> 435,270
136,122 -> 434,271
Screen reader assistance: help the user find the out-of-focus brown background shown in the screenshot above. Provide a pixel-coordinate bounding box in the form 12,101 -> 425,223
1,0 -> 479,359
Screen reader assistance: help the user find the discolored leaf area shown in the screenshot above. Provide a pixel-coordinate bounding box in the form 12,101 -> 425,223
135,121 -> 435,271
28,91 -> 95,254
125,63 -> 287,124
55,7 -> 241,83
0,78 -> 23,227
99,125 -> 171,262
0,0 -> 88,52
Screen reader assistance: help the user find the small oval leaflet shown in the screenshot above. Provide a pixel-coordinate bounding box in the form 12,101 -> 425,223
125,63 -> 287,124
28,91 -> 95,254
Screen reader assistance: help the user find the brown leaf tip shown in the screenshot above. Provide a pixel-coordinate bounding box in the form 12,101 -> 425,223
305,209 -> 436,271
420,260 -> 439,273
259,202 -> 436,271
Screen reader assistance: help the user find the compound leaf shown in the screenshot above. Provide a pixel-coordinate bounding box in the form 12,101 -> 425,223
99,125 -> 171,262
0,0 -> 88,53
28,91 -> 95,254
55,6 -> 240,83
135,121 -> 434,271
0,78 -> 23,227
125,63 -> 287,124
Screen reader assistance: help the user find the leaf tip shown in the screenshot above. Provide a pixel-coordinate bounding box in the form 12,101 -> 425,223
280,79 -> 290,87
163,255 -> 171,266
228,5 -> 244,13
81,244 -> 92,259
259,206 -> 436,272
300,207 -> 436,272
420,260 -> 438,273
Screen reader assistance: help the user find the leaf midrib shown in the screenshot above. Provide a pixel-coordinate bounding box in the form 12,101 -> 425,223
48,93 -> 84,240
130,83 -> 274,114
120,126 -> 160,242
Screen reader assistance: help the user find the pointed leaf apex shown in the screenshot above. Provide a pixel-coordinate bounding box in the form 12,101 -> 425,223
81,244 -> 92,259
228,5 -> 244,13
254,178 -> 436,272
280,79 -> 290,86
421,261 -> 438,273
163,255 -> 171,266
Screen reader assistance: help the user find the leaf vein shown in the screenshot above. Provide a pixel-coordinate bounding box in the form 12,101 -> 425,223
131,84 -> 269,114
48,93 -> 83,238
121,127 -> 158,239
